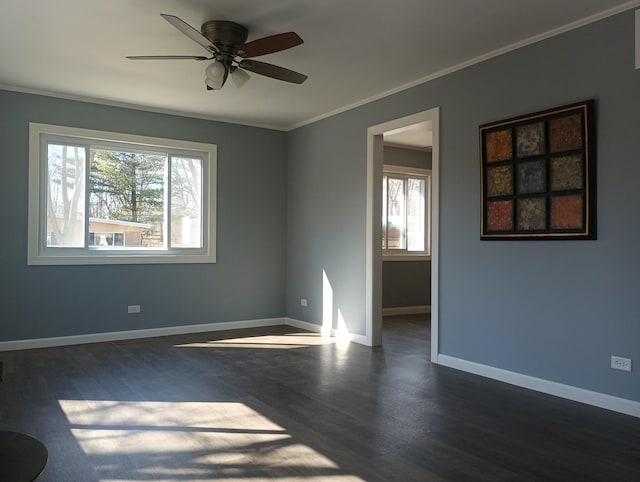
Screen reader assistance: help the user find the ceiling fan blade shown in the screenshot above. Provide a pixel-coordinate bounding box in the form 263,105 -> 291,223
126,55 -> 209,60
239,59 -> 307,84
160,14 -> 217,53
235,32 -> 303,58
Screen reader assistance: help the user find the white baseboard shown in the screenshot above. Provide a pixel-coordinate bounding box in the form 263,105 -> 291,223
285,318 -> 369,345
382,305 -> 431,316
0,317 -> 370,352
437,354 -> 640,418
0,318 -> 285,352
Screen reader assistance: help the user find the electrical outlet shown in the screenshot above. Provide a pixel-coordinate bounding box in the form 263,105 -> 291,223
127,305 -> 141,314
300,298 -> 308,307
611,356 -> 632,372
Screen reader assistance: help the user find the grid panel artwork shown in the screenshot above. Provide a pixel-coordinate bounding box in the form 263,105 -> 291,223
479,100 -> 596,240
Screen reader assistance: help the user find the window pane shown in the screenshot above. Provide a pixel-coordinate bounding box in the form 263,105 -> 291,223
89,149 -> 166,248
114,233 -> 125,246
387,177 -> 405,249
171,157 -> 203,248
46,144 -> 85,247
407,178 -> 425,251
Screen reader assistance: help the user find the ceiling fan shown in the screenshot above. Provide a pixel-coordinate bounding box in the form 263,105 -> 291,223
127,14 -> 308,90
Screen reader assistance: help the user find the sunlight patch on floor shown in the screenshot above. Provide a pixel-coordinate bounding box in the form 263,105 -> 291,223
173,332 -> 337,350
59,400 -> 363,481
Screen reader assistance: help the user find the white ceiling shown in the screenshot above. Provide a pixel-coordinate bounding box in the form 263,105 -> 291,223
1,0 -> 637,130
384,121 -> 433,149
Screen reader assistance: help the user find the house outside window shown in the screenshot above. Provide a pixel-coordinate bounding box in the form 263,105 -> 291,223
382,165 -> 431,260
28,123 -> 216,265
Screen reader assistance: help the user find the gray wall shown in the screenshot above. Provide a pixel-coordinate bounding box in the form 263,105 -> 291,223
0,90 -> 287,341
286,10 -> 640,402
383,261 -> 431,308
383,146 -> 431,308
384,145 -> 432,170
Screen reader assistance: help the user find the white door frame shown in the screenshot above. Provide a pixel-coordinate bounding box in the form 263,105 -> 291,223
365,107 -> 440,362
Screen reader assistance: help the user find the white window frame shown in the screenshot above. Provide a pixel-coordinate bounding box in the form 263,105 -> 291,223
28,123 -> 217,265
383,164 -> 431,261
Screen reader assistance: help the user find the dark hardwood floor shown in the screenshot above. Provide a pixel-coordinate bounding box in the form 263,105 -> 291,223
1,315 -> 639,481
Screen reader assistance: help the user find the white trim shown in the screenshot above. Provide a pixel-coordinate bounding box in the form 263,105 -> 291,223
636,9 -> 640,69
0,318 -> 285,352
382,305 -> 431,316
429,113 -> 440,364
437,355 -> 640,418
288,1 -> 640,131
0,317 -> 372,352
285,318 -> 369,346
367,108 -> 440,355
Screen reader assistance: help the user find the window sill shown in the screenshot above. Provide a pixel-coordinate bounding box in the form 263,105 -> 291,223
27,252 -> 216,266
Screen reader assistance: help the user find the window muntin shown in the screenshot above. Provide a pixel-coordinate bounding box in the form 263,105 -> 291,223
29,123 -> 216,265
382,165 -> 431,258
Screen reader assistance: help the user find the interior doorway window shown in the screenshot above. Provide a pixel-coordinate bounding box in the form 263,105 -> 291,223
382,165 -> 431,258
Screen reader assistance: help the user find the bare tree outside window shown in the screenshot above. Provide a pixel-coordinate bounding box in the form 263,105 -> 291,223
46,144 -> 85,246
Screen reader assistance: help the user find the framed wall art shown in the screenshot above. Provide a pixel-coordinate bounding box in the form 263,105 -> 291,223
479,99 -> 596,240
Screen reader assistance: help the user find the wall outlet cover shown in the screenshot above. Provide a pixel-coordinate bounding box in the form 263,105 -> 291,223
611,356 -> 632,372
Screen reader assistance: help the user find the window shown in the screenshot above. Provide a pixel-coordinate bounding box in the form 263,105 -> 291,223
28,123 -> 216,265
382,165 -> 431,259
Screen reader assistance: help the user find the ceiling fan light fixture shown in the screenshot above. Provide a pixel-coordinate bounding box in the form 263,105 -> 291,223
205,61 -> 226,90
230,68 -> 250,88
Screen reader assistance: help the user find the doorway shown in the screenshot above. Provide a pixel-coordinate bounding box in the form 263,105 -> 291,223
365,108 -> 440,363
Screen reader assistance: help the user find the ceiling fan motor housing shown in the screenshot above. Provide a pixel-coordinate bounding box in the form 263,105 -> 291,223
201,21 -> 248,54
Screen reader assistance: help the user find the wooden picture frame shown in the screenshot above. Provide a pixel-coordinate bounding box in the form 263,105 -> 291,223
479,100 -> 596,240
